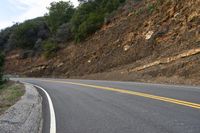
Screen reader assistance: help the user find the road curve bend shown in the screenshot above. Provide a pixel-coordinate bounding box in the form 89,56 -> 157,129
14,78 -> 200,133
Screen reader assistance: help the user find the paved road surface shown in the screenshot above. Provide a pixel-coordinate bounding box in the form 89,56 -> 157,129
14,78 -> 200,133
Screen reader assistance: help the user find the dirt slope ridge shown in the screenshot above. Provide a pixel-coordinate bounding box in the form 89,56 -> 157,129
5,0 -> 200,85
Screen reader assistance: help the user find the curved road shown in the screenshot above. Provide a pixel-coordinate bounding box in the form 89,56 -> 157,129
14,78 -> 200,133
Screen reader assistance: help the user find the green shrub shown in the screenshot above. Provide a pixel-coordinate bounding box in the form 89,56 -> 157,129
75,12 -> 104,42
135,7 -> 145,15
43,40 -> 58,58
135,2 -> 155,15
71,0 -> 126,42
55,23 -> 73,43
133,0 -> 143,2
147,3 -> 156,13
156,0 -> 164,5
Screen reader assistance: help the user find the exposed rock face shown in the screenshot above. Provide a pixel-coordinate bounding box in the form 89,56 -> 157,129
4,0 -> 200,85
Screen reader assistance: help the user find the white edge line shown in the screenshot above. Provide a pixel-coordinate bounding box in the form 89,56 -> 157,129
22,82 -> 56,133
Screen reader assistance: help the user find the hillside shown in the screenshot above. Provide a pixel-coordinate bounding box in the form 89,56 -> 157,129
4,0 -> 200,85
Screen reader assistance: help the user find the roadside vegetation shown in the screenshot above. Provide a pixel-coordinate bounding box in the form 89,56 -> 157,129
0,51 -> 24,115
0,0 -> 127,58
0,49 -> 24,115
0,82 -> 25,115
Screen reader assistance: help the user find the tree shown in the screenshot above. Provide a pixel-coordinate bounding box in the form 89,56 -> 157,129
71,0 -> 126,42
0,25 -> 17,51
46,1 -> 75,33
9,17 -> 49,49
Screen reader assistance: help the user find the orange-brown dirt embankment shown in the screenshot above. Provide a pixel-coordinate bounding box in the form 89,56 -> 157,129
5,0 -> 200,85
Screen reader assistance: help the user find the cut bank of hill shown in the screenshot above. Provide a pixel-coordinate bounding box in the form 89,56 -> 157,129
4,0 -> 200,85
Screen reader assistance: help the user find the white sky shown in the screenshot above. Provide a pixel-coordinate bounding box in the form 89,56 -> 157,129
0,0 -> 79,30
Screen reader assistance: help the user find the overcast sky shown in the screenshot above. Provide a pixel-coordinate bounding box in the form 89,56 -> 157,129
0,0 -> 79,30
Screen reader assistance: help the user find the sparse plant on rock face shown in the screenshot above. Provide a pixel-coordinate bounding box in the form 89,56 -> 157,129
156,0 -> 164,5
135,7 -> 145,15
147,3 -> 156,14
134,1 -> 156,15
43,40 -> 58,58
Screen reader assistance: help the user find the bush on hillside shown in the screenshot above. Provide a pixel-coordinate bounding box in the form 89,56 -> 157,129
9,18 -> 49,49
11,22 -> 38,49
55,23 -> 73,43
43,40 -> 58,58
75,12 -> 104,42
0,0 -> 127,53
71,0 -> 126,42
0,25 -> 18,51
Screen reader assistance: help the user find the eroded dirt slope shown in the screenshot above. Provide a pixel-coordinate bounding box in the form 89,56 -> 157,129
5,0 -> 200,85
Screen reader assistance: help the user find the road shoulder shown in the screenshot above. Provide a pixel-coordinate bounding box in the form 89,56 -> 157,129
0,83 -> 43,133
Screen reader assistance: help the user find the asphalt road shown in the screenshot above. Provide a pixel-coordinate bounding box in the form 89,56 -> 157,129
14,78 -> 200,133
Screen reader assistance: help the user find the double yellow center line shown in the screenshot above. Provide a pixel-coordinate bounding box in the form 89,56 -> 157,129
40,79 -> 200,109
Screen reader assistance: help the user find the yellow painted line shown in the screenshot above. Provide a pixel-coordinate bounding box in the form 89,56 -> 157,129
40,79 -> 200,109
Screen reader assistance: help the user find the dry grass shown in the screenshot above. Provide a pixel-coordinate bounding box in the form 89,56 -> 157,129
0,81 -> 25,115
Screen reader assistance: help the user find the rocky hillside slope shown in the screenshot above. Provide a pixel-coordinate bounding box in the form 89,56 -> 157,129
5,0 -> 200,85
